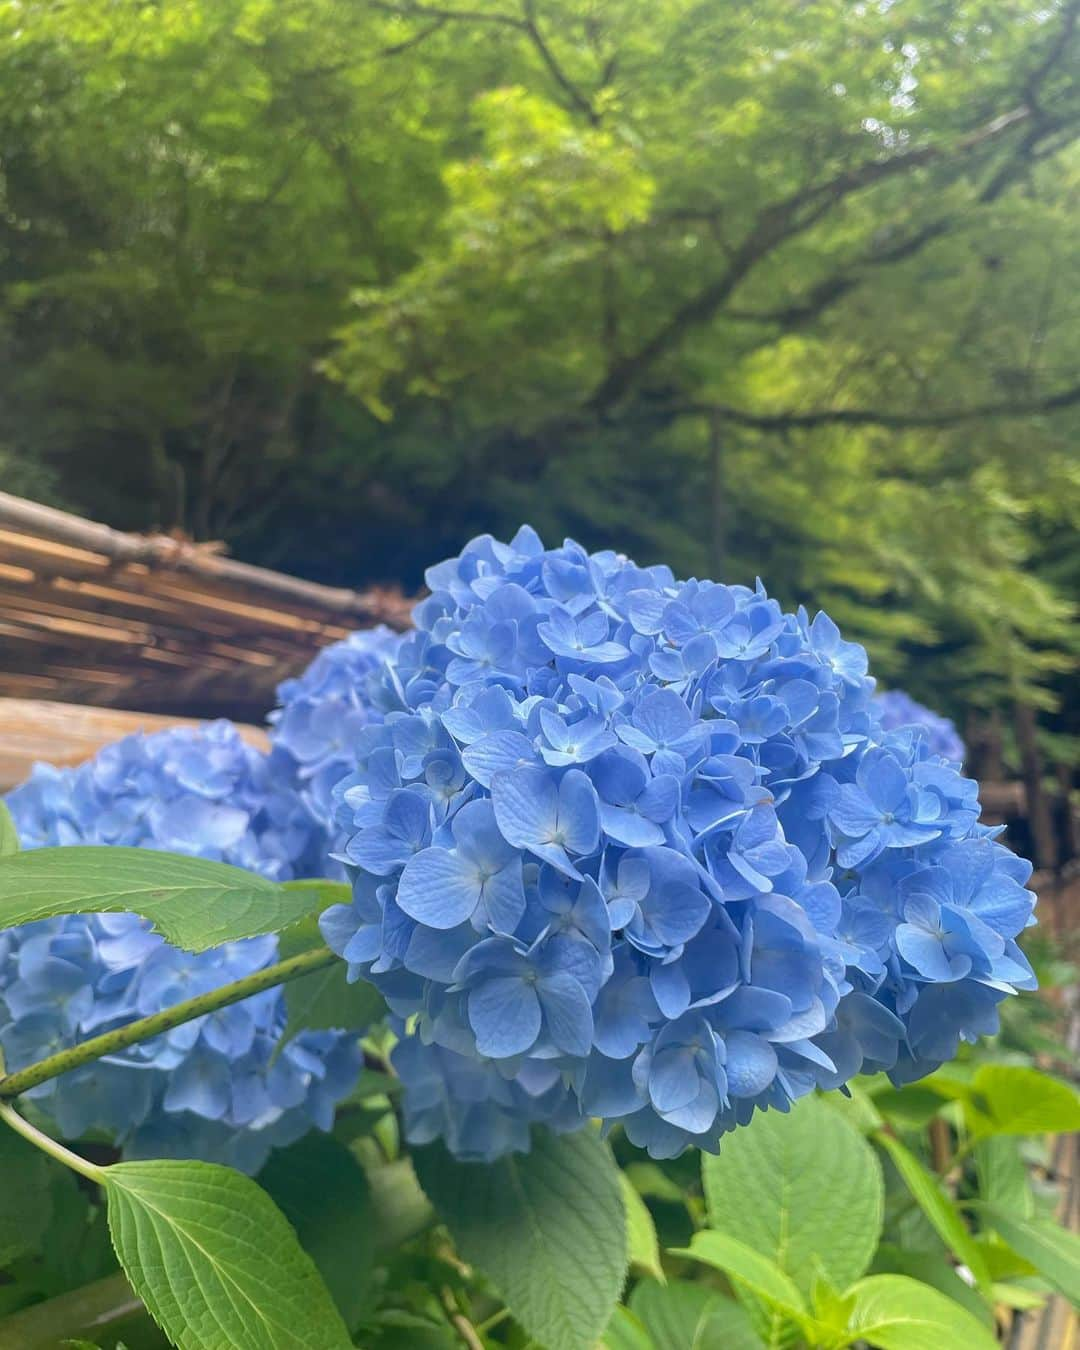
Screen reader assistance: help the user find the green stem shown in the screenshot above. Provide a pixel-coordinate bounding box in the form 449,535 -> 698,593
0,1094 -> 104,1182
0,944 -> 339,1100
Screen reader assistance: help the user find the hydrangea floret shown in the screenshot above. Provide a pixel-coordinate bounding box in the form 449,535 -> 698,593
873,688 -> 965,763
320,528 -> 1037,1161
1,722 -> 360,1173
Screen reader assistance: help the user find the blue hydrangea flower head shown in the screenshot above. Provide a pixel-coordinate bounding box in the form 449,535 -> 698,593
1,722 -> 361,1172
874,688 -> 965,763
268,626 -> 406,863
319,527 -> 1037,1160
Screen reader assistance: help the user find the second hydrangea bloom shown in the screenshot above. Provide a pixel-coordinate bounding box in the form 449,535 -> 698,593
1,722 -> 361,1173
320,528 -> 1037,1160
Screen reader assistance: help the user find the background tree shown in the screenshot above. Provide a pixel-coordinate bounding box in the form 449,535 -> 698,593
1,0 -> 1078,746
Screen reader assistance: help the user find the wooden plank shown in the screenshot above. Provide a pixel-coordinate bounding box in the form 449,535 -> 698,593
0,698 -> 269,791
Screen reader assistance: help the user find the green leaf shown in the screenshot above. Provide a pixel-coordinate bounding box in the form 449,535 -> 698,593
841,1274 -> 1000,1349
629,1279 -> 762,1350
103,1159 -> 352,1349
965,1065 -> 1080,1138
0,1122 -> 51,1264
413,1129 -> 626,1350
621,1173 -> 665,1283
702,1093 -> 883,1296
602,1306 -> 654,1350
0,803 -> 18,858
871,1086 -> 947,1131
0,849 -> 322,951
670,1232 -> 807,1325
974,1204 -> 1080,1304
874,1133 -> 991,1291
276,916 -> 385,1047
258,1133 -> 375,1331
869,1245 -> 994,1328
973,1136 -> 1033,1218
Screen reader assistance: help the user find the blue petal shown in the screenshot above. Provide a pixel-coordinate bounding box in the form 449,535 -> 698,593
469,978 -> 541,1058
397,848 -> 481,929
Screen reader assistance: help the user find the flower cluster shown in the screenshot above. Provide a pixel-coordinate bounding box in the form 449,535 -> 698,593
268,625 -> 405,865
320,528 -> 1037,1160
1,722 -> 361,1173
874,688 -> 965,763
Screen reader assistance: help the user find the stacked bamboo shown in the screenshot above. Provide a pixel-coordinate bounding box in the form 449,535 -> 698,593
0,492 -> 411,722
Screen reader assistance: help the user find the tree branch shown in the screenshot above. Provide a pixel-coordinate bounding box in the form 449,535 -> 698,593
660,380 -> 1080,432
520,0 -> 599,123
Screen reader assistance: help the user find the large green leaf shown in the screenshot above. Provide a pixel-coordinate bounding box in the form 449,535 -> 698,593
104,1159 -> 351,1349
0,804 -> 18,858
620,1173 -> 665,1283
965,1065 -> 1080,1138
276,914 -> 384,1047
258,1133 -> 375,1331
414,1129 -> 626,1350
841,1274 -> 1000,1349
874,1133 -> 991,1290
602,1306 -> 653,1350
0,1123 -> 51,1264
975,1204 -> 1080,1304
0,848 -> 321,950
629,1278 -> 762,1350
702,1094 -> 884,1296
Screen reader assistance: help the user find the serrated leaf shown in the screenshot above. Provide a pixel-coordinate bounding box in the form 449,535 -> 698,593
875,1133 -> 991,1291
0,1122 -> 51,1264
276,917 -> 384,1047
0,803 -> 18,858
621,1173 -> 665,1282
842,1274 -> 999,1349
702,1094 -> 883,1298
629,1278 -> 763,1350
974,1204 -> 1080,1304
259,1133 -> 375,1331
103,1159 -> 351,1349
413,1129 -> 626,1350
0,849 -> 322,951
966,1065 -> 1080,1138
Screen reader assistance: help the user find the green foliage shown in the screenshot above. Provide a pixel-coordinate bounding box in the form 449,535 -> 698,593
1,0 -> 1078,736
0,849 -> 322,949
626,1278 -> 760,1350
0,805 -> 18,859
0,1126 -> 51,1266
620,1173 -> 665,1284
413,1129 -> 627,1350
258,1134 -> 375,1331
702,1094 -> 884,1298
974,1206 -> 1080,1305
104,1160 -> 351,1349
275,912 -> 385,1049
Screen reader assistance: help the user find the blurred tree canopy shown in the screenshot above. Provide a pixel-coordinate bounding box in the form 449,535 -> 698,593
1,0 -> 1078,738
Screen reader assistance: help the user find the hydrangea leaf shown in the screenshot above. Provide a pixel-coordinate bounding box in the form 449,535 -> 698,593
0,847 -> 321,950
973,1204 -> 1080,1304
602,1306 -> 654,1350
103,1159 -> 352,1350
669,1232 -> 810,1338
276,910 -> 385,1048
258,1133 -> 375,1331
874,1133 -> 991,1291
0,802 -> 18,858
413,1128 -> 626,1350
841,1274 -> 1000,1350
973,1136 -> 1033,1218
620,1173 -> 665,1283
628,1279 -> 763,1350
964,1065 -> 1080,1138
702,1094 -> 884,1298
0,1122 -> 51,1264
